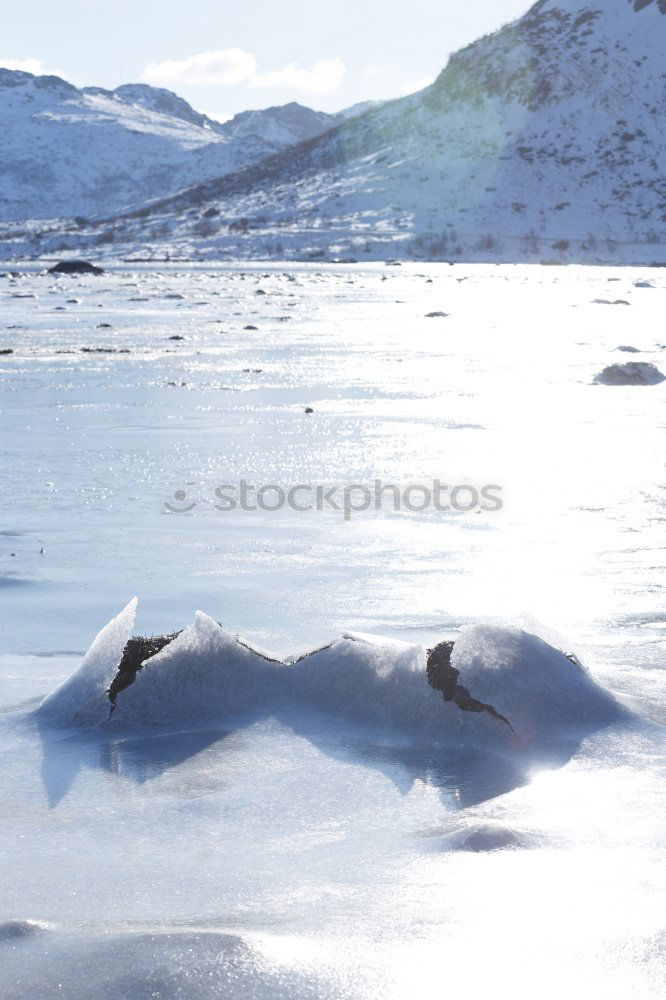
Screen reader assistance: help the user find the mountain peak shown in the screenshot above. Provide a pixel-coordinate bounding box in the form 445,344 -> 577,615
429,0 -> 666,110
0,67 -> 78,97
219,102 -> 340,145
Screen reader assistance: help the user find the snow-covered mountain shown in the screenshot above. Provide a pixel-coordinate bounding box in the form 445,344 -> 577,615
0,69 -> 344,221
28,0 -> 663,264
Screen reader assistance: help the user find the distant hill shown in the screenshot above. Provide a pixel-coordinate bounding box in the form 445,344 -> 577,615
0,70 -> 344,221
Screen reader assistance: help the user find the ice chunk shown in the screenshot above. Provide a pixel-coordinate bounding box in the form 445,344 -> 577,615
38,598 -> 137,727
112,611 -> 284,724
290,636 -> 438,731
451,625 -> 624,740
36,608 -> 626,746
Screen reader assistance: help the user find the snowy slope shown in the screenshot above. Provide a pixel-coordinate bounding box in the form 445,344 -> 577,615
0,70 -> 343,221
32,0 -> 664,264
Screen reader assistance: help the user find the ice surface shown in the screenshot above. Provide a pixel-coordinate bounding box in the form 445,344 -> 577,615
1,263 -> 664,999
0,929 -> 353,1000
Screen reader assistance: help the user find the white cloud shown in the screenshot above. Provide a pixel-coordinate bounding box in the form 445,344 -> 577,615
250,58 -> 346,95
142,49 -> 257,87
0,58 -> 50,74
401,74 -> 436,96
140,50 -> 346,97
362,64 -> 388,80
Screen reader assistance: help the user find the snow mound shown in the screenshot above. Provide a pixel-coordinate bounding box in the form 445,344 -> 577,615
441,823 -> 535,852
594,362 -> 666,385
36,603 -> 626,744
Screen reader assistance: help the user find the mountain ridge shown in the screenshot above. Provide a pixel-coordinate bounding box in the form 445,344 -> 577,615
0,70 -> 348,222
2,0 -> 665,263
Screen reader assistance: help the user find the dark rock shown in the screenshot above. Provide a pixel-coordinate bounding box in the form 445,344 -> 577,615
594,362 -> 665,385
168,335 -> 185,340
0,920 -> 51,940
425,310 -> 449,318
48,260 -> 104,275
107,633 -> 181,712
304,406 -> 314,414
80,347 -> 130,353
0,348 -> 13,354
426,641 -> 514,730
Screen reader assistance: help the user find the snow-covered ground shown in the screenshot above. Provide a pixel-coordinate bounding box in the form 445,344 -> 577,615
1,262 -> 664,997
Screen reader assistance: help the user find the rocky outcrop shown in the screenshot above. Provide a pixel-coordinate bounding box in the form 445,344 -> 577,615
630,1 -> 666,13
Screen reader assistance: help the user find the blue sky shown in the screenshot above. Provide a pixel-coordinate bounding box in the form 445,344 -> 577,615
2,0 -> 532,119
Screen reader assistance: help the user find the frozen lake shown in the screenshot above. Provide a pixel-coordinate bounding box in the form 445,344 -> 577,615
1,262 -> 664,997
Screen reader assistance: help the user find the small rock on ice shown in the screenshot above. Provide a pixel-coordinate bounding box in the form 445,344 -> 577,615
594,362 -> 665,386
48,260 -> 103,275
